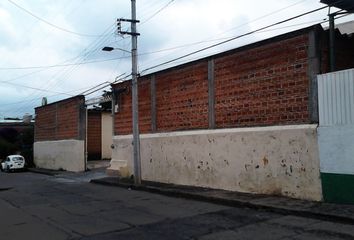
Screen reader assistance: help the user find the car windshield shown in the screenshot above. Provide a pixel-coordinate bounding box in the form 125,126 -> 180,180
13,157 -> 24,161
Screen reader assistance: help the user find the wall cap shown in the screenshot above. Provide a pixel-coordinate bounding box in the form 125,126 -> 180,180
114,124 -> 318,140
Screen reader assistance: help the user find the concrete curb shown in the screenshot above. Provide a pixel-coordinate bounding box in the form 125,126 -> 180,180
91,178 -> 354,225
27,168 -> 63,176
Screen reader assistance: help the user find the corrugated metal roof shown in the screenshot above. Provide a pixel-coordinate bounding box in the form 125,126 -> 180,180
318,68 -> 354,126
321,0 -> 354,12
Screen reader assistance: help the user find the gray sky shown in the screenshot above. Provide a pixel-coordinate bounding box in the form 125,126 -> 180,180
0,0 -> 352,119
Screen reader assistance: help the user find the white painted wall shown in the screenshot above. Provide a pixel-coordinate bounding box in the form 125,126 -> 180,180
101,113 -> 113,159
319,125 -> 354,175
317,69 -> 354,176
112,125 -> 322,201
34,140 -> 85,172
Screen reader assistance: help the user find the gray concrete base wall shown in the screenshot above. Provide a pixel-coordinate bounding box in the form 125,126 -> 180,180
34,140 -> 85,172
112,125 -> 322,201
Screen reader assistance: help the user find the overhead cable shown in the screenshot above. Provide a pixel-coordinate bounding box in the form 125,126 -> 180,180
7,0 -> 112,37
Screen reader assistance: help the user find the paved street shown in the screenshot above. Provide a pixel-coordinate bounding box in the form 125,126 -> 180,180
0,170 -> 354,240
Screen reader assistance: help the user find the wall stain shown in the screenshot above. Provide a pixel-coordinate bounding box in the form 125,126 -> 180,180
269,135 -> 276,140
281,159 -> 286,167
262,156 -> 269,167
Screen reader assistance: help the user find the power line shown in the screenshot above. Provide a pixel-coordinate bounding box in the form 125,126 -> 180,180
56,8 -> 334,95
0,86 -> 89,108
217,0 -> 310,37
5,23 -> 121,116
7,0 -> 113,37
1,81 -> 75,96
140,5 -> 329,74
2,21 -> 119,116
139,0 -> 175,26
136,0 -> 313,70
84,74 -> 132,96
0,56 -> 131,70
1,42 -> 219,71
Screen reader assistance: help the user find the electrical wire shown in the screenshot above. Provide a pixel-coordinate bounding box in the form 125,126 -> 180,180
140,6 -> 329,74
139,0 -> 175,26
136,0 -> 314,70
0,83 -> 109,108
0,56 -> 131,70
5,23 -> 118,116
1,81 -> 74,96
7,0 -> 113,37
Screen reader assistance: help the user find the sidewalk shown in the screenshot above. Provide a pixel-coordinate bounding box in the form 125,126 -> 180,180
91,177 -> 354,225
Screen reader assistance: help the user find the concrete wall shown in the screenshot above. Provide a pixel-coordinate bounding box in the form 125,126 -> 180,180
101,113 -> 112,159
34,140 -> 85,172
112,125 -> 322,201
34,96 -> 86,172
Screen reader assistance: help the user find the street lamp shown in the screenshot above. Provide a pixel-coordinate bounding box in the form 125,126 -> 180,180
102,46 -> 131,54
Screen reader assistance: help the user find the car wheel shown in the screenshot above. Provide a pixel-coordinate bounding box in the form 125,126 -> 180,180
6,166 -> 10,173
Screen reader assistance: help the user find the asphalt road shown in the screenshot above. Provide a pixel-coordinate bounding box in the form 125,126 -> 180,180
0,170 -> 353,240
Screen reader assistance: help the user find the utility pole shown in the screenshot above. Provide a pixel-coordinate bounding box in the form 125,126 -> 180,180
116,0 -> 141,184
329,12 -> 336,72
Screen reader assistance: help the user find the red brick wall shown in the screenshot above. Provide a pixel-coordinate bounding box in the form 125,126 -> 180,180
112,27 -> 354,135
155,62 -> 209,131
87,111 -> 101,160
215,34 -> 310,127
35,96 -> 84,141
114,76 -> 151,135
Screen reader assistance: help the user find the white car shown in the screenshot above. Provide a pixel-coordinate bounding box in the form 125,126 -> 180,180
1,155 -> 25,172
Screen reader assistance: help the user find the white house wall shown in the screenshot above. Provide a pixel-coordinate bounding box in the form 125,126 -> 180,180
112,125 -> 322,201
34,140 -> 85,172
